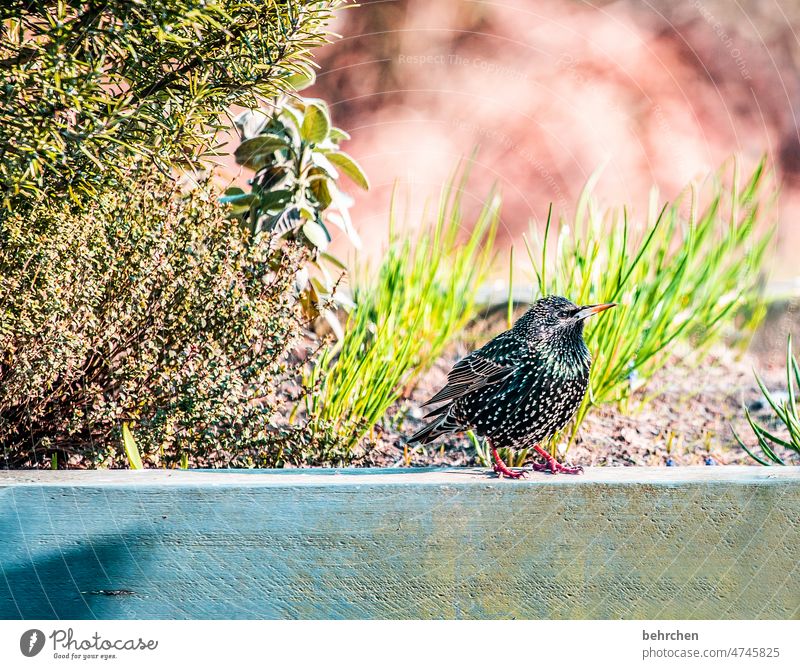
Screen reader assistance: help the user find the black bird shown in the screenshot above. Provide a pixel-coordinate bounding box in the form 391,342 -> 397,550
408,296 -> 615,477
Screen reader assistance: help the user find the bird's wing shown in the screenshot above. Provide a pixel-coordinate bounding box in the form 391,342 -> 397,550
421,335 -> 519,408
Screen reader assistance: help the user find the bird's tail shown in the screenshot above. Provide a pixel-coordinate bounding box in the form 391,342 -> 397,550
407,411 -> 460,445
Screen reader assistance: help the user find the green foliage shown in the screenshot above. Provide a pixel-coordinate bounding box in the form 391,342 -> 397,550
304,173 -> 500,452
0,172 -> 309,467
0,0 -> 343,205
0,0 -> 354,469
225,91 -> 368,333
734,336 -> 800,465
525,158 -> 774,449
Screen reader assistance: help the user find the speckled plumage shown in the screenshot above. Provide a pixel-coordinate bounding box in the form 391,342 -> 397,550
408,296 -> 608,463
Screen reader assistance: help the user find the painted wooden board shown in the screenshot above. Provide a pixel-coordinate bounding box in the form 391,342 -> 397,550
0,466 -> 798,619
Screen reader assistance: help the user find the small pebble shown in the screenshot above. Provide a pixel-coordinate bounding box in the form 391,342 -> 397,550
665,457 -> 676,466
704,456 -> 716,466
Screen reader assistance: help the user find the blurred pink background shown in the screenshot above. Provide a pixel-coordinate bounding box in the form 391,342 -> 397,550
222,0 -> 800,280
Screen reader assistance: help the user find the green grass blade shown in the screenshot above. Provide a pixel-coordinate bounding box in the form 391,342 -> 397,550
121,422 -> 144,470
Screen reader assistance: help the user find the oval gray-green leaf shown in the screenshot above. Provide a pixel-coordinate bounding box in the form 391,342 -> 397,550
280,104 -> 305,134
298,204 -> 316,220
220,186 -> 245,200
259,188 -> 293,211
302,220 -> 330,250
329,127 -> 351,142
301,102 -> 331,144
233,109 -> 269,140
332,290 -> 356,311
310,172 -> 333,210
326,151 -> 370,190
220,191 -> 260,214
311,276 -> 331,295
310,151 -> 339,179
321,308 -> 345,341
234,134 -> 289,168
285,67 -> 316,92
270,207 -> 302,236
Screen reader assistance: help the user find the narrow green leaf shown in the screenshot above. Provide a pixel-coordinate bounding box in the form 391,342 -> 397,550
787,335 -> 797,412
744,407 -> 785,464
792,346 -> 800,394
746,410 -> 796,449
122,422 -> 143,470
754,371 -> 788,423
731,425 -> 772,466
320,251 -> 347,271
507,246 -> 514,329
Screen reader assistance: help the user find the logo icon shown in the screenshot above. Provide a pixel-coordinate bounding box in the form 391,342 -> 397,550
20,629 -> 45,657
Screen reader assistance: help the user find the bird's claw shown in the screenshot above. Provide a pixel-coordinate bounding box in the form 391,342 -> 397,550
492,464 -> 528,479
531,459 -> 583,475
529,444 -> 583,475
555,463 -> 583,475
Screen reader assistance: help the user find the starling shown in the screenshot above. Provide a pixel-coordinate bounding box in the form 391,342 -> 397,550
408,295 -> 615,477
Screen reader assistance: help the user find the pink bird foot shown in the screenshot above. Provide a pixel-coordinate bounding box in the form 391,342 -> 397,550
490,446 -> 527,479
531,444 -> 583,474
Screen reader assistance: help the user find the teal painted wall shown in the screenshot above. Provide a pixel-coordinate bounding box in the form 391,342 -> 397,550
0,467 -> 798,619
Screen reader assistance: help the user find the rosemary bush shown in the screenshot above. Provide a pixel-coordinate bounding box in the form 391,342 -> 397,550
1,0 -> 342,205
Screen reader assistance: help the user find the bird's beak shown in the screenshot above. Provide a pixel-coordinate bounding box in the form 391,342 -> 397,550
576,303 -> 616,320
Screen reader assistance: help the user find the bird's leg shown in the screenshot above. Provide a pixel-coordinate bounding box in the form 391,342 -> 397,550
490,441 -> 527,479
531,444 -> 583,475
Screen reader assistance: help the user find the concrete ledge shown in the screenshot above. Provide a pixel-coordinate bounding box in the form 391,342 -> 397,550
1,466 -> 798,619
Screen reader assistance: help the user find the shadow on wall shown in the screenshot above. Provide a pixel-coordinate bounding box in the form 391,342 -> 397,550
0,539 -> 141,619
